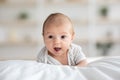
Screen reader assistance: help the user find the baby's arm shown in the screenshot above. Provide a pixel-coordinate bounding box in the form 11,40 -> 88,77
71,44 -> 87,67
76,59 -> 88,67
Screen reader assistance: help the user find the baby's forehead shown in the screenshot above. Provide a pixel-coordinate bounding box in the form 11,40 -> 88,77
45,22 -> 73,32
44,24 -> 74,35
47,16 -> 72,27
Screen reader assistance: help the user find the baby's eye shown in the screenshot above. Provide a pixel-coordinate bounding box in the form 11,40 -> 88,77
61,35 -> 66,39
48,35 -> 53,39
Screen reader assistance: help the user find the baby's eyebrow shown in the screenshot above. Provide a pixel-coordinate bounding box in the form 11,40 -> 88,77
45,32 -> 69,35
60,32 -> 69,35
45,32 -> 53,35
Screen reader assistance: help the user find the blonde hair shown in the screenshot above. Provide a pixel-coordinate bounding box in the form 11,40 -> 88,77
42,13 -> 74,35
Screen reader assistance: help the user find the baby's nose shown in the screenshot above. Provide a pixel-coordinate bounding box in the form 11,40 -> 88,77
54,37 -> 61,44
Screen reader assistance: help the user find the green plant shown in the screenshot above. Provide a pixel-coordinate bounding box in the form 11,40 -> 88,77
96,42 -> 113,56
18,12 -> 29,20
99,6 -> 108,17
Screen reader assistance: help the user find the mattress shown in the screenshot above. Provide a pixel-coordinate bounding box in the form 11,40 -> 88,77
0,56 -> 120,80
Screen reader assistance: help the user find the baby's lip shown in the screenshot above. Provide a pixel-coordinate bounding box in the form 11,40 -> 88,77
54,47 -> 61,52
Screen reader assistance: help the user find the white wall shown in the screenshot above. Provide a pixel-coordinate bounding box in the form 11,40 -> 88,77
0,0 -> 120,60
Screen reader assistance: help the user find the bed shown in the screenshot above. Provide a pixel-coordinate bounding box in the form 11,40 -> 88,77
0,56 -> 120,80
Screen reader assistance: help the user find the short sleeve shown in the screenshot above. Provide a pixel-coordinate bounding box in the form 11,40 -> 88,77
37,47 -> 46,63
71,44 -> 86,65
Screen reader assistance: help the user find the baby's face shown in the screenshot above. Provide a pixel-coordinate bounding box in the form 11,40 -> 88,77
43,23 -> 74,57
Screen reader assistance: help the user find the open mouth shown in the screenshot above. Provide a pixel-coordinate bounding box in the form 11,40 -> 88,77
54,47 -> 61,52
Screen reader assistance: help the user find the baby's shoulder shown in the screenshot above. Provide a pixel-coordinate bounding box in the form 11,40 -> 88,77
71,43 -> 82,50
38,46 -> 47,55
40,46 -> 47,51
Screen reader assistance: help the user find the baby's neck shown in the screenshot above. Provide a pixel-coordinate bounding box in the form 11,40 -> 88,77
54,53 -> 68,65
48,51 -> 68,65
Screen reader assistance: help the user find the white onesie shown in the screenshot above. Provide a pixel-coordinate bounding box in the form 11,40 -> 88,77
37,43 -> 86,66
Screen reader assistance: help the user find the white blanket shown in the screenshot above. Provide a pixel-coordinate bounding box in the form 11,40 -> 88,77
0,57 -> 120,80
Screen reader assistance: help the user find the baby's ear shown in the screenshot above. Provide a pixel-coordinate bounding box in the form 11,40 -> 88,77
71,32 -> 75,41
42,33 -> 44,36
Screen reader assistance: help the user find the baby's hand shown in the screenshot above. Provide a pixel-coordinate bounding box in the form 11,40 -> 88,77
76,59 -> 88,67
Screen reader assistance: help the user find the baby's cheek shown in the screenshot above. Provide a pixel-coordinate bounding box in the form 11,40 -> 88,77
44,40 -> 52,46
64,38 -> 72,43
45,39 -> 52,42
63,39 -> 71,46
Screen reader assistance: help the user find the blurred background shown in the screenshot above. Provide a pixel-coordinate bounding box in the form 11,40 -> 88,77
0,0 -> 120,60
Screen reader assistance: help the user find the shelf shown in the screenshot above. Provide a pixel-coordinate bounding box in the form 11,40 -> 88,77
0,0 -> 37,8
45,0 -> 88,6
73,39 -> 89,45
72,19 -> 88,26
96,18 -> 120,25
0,41 -> 39,47
97,0 -> 120,5
0,20 -> 38,27
96,38 -> 120,44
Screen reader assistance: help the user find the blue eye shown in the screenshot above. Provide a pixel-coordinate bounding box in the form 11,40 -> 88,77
61,35 -> 66,39
48,35 -> 53,39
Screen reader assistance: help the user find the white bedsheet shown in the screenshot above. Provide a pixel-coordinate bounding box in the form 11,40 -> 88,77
0,56 -> 120,80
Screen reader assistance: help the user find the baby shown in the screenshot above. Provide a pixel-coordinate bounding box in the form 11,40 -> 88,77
37,13 -> 87,67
